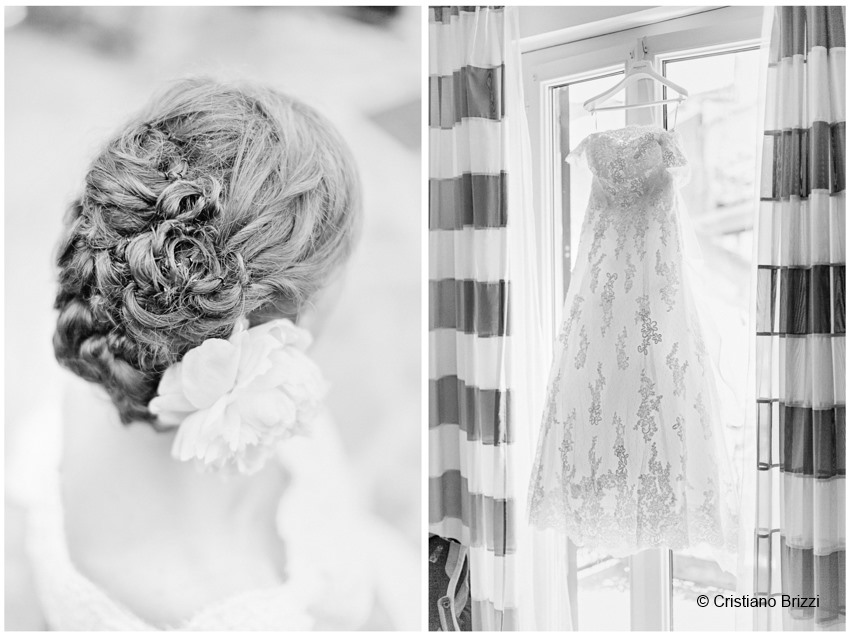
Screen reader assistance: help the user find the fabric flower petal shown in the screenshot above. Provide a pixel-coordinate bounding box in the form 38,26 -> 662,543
180,339 -> 240,409
148,394 -> 195,427
171,407 -> 213,463
235,333 -> 278,385
236,388 -> 298,430
152,317 -> 326,475
220,402 -> 259,451
149,365 -> 196,426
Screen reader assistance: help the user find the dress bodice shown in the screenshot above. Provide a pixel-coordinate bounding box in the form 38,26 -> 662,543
569,125 -> 688,208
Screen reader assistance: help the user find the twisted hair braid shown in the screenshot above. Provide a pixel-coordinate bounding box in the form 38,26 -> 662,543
54,77 -> 360,426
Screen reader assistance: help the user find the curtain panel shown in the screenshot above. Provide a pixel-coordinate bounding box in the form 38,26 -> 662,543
753,6 -> 845,630
428,6 -> 519,630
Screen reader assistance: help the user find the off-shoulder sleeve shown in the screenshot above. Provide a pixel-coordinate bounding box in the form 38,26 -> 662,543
660,130 -> 688,168
566,134 -> 592,169
660,130 -> 690,185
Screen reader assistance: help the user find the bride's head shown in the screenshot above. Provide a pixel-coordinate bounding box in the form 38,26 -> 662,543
53,77 -> 360,427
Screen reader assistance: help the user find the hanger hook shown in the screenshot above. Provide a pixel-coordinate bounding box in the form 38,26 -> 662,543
632,36 -> 649,62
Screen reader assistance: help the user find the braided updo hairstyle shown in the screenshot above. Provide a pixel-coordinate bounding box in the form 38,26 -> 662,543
54,77 -> 360,427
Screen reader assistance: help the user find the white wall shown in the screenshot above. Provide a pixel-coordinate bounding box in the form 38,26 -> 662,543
519,6 -> 656,38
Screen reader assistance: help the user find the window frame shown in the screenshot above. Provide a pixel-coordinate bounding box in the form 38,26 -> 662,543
522,5 -> 764,335
519,6 -> 765,631
659,44 -> 763,131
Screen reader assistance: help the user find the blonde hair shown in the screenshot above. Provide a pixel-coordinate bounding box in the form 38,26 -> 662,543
54,77 -> 360,426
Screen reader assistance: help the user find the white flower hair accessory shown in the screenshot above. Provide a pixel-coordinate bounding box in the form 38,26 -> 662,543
148,317 -> 328,475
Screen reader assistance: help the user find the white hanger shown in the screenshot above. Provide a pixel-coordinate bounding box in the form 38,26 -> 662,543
583,38 -> 689,113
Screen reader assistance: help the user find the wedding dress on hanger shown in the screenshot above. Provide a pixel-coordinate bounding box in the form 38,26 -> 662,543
527,124 -> 738,569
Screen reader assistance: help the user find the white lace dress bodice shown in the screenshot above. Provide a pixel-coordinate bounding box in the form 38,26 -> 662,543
8,395 -> 417,630
527,125 -> 738,568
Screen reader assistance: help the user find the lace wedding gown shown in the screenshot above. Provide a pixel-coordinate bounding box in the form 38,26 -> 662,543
527,125 -> 737,566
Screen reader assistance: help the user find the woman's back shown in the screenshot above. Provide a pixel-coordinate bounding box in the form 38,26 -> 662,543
16,374 -> 395,630
62,377 -> 294,628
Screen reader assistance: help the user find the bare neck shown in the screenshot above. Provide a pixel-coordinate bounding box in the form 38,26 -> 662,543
57,375 -> 291,627
60,375 -> 288,536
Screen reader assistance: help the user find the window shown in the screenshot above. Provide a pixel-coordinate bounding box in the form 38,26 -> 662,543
521,6 -> 764,630
661,45 -> 761,632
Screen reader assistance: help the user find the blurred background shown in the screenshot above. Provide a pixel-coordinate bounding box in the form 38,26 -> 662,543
5,6 -> 421,627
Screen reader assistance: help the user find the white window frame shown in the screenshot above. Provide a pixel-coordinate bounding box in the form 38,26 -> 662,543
520,5 -> 765,631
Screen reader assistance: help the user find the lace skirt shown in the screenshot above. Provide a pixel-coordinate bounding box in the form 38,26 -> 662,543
527,189 -> 738,568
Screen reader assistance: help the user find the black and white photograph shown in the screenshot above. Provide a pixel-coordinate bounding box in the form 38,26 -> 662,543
5,5 -> 420,630
428,5 -> 845,632
3,2 -> 847,635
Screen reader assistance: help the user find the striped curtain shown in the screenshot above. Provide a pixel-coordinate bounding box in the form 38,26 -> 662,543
428,6 -> 518,630
753,6 -> 845,630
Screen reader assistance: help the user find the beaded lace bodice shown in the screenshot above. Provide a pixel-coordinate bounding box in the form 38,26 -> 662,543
577,125 -> 688,209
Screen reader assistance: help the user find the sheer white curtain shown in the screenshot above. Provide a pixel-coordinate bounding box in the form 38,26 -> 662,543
504,7 -> 573,632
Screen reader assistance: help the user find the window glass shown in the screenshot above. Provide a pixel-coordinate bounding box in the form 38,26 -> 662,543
662,47 -> 761,631
574,547 -> 631,630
